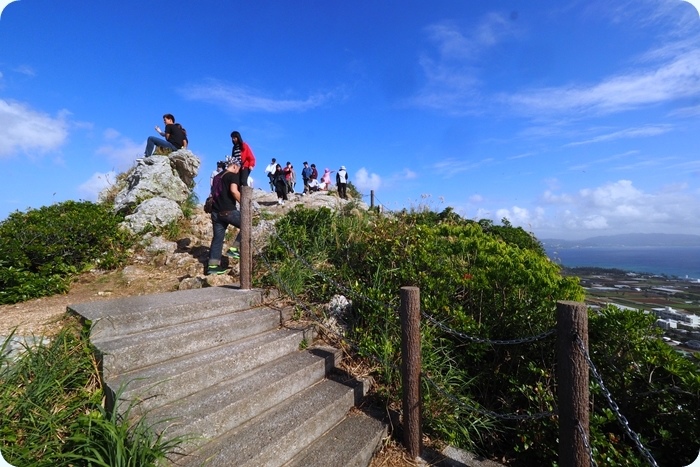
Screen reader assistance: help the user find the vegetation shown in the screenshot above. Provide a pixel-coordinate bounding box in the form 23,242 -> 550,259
0,201 -> 134,305
259,205 -> 700,466
0,321 -> 182,466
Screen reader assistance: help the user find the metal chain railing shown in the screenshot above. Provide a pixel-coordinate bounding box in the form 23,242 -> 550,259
422,310 -> 556,345
577,420 -> 598,467
575,336 -> 659,467
264,231 -> 559,422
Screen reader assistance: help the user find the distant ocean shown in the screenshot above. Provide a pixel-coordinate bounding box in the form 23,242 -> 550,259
544,246 -> 700,280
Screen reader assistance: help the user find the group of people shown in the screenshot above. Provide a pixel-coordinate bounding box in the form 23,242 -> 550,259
140,114 -> 351,275
262,159 -> 349,204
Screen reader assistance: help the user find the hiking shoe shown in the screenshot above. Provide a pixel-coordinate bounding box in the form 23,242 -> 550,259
207,265 -> 228,275
226,247 -> 240,259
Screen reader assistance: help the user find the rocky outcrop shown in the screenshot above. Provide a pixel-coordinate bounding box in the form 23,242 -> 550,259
103,149 -> 201,234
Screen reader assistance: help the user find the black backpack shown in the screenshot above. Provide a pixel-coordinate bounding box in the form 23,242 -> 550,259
204,170 -> 227,213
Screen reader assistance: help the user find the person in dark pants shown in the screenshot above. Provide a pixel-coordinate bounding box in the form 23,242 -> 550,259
230,131 -> 255,187
141,113 -> 186,159
207,162 -> 242,275
336,165 -> 348,199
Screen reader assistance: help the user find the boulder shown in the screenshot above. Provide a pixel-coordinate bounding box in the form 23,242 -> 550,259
123,197 -> 183,234
113,153 -> 197,213
168,149 -> 200,188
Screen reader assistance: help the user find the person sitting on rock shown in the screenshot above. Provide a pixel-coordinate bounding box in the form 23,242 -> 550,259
141,113 -> 186,159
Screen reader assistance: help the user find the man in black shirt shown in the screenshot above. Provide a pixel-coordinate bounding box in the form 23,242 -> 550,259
142,113 -> 186,158
207,162 -> 242,275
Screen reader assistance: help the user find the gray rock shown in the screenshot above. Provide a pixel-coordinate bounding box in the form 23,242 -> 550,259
113,156 -> 191,213
168,149 -> 201,188
142,234 -> 178,254
179,277 -> 205,290
123,198 -> 183,234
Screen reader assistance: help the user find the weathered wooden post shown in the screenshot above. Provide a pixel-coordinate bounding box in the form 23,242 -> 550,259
556,301 -> 589,467
240,185 -> 252,290
401,286 -> 422,459
370,190 -> 375,210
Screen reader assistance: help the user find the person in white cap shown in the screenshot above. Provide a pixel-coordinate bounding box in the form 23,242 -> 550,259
336,165 -> 348,199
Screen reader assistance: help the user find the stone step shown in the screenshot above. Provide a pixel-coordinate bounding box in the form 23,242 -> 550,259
112,327 -> 306,414
178,378 -> 361,467
69,287 -> 265,339
149,347 -> 341,447
95,306 -> 281,377
284,411 -> 388,467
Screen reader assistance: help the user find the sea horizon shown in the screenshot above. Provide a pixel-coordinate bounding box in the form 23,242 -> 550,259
544,245 -> 700,280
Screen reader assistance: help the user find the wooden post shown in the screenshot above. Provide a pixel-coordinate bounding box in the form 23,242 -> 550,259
240,185 -> 252,290
401,286 -> 422,459
556,301 -> 589,467
370,190 -> 375,209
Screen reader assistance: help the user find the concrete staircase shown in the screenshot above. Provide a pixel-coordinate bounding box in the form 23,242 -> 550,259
68,286 -> 387,467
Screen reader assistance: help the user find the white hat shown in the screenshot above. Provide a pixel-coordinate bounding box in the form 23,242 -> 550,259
340,165 -> 346,170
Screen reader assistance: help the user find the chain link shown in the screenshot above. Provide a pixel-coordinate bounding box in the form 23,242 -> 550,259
575,336 -> 659,467
577,420 -> 598,467
422,310 -> 556,345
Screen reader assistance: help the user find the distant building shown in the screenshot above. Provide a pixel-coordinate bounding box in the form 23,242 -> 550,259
653,307 -> 700,329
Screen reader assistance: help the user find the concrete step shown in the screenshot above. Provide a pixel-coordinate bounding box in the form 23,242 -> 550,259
178,378 -> 362,467
150,347 -> 341,446
95,306 -> 282,376
112,327 -> 306,413
283,411 -> 388,467
69,287 -> 266,339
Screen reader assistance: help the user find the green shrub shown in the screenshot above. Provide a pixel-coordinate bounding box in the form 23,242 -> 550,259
0,200 -> 134,304
259,205 -> 699,464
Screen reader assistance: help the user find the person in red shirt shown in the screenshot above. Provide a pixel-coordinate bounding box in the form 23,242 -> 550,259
230,131 -> 256,186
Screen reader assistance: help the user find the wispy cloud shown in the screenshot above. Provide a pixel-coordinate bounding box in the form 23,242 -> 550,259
431,156 -> 495,176
180,80 -> 334,113
504,49 -> 700,116
564,124 -> 672,146
408,14 -> 518,114
0,99 -> 68,158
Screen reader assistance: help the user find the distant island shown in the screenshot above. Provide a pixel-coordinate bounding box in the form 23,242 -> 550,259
542,233 -> 700,248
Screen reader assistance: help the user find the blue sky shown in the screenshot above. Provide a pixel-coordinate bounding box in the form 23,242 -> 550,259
1,0 -> 699,240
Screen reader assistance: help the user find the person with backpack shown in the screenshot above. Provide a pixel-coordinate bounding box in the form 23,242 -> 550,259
229,131 -> 255,187
273,163 -> 288,205
141,113 -> 186,160
207,161 -> 243,275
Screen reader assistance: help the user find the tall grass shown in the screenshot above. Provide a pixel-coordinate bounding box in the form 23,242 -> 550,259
0,321 -> 183,466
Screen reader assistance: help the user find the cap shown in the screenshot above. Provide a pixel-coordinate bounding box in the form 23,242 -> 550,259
340,166 -> 346,170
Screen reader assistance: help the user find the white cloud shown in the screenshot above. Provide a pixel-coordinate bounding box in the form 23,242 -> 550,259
180,80 -> 334,113
354,167 -> 382,192
78,171 -> 116,201
95,129 -> 143,170
0,99 -> 68,157
528,179 -> 700,238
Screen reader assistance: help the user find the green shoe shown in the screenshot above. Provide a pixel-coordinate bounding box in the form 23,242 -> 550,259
226,247 -> 240,259
207,265 -> 228,275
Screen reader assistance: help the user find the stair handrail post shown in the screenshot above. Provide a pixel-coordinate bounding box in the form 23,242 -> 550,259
240,185 -> 253,289
400,286 -> 422,459
556,300 -> 589,467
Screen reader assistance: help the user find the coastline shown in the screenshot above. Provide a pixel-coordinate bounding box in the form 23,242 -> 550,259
545,245 -> 700,280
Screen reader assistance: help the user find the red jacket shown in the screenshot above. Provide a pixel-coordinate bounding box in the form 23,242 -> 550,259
241,142 -> 256,169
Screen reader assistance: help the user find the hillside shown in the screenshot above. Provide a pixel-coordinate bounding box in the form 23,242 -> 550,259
0,188 -> 360,337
